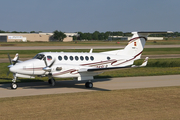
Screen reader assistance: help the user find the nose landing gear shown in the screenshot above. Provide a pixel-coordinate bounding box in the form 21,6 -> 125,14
11,83 -> 18,89
11,74 -> 17,89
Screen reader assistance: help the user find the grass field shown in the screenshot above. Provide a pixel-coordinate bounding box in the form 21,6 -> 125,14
0,86 -> 180,120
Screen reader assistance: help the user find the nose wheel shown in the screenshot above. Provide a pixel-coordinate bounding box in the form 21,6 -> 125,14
11,83 -> 18,89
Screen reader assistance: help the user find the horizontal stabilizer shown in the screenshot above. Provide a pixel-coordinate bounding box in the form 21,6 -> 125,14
132,57 -> 149,67
140,57 -> 149,67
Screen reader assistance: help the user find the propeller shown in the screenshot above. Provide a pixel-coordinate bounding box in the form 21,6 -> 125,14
42,57 -> 56,74
7,53 -> 19,76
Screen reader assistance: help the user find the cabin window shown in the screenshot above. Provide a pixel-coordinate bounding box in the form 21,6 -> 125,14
56,67 -> 62,71
85,56 -> 89,61
70,56 -> 73,61
47,56 -> 52,61
107,56 -> 110,60
64,56 -> 68,60
58,56 -> 62,61
80,56 -> 84,61
75,56 -> 79,61
90,56 -> 94,61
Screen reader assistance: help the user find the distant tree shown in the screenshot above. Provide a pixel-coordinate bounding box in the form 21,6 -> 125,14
86,33 -> 92,40
30,31 -> 36,33
92,31 -> 99,40
0,30 -> 6,33
11,31 -> 18,33
78,32 -> 86,40
98,32 -> 105,40
73,36 -> 77,40
104,31 -> 110,39
53,30 -> 66,41
112,31 -> 123,36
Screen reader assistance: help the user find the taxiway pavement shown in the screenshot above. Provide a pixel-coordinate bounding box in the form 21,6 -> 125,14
0,75 -> 180,98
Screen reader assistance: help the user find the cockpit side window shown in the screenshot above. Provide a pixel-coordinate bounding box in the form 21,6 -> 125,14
47,56 -> 52,60
33,54 -> 45,60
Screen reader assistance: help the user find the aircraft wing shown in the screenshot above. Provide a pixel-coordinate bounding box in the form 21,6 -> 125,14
86,66 -> 131,72
79,57 -> 149,73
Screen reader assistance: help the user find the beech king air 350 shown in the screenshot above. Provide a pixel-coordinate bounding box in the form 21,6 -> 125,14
7,31 -> 172,89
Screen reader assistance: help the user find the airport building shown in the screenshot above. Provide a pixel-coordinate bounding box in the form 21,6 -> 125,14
0,33 -> 79,42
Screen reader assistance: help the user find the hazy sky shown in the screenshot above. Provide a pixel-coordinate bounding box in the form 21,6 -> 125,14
0,0 -> 180,33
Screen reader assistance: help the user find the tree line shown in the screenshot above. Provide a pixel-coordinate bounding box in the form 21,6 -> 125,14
0,30 -> 179,41
75,31 -> 124,40
74,31 -> 178,40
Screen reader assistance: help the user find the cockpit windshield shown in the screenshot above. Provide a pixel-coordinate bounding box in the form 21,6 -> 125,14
33,54 -> 45,60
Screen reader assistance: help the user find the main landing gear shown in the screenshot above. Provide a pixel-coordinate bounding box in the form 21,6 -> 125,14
48,78 -> 56,86
85,81 -> 93,88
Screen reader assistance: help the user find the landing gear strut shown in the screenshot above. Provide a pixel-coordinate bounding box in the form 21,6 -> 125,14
85,81 -> 93,88
11,74 -> 17,89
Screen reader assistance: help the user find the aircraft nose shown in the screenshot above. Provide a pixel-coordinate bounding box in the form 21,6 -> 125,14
9,62 -> 34,75
9,64 -> 23,73
9,66 -> 17,73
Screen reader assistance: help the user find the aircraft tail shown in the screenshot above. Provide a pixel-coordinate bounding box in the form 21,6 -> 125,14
102,31 -> 173,60
120,32 -> 147,60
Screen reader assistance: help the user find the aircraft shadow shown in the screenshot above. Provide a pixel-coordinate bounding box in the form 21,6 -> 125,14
1,78 -> 112,91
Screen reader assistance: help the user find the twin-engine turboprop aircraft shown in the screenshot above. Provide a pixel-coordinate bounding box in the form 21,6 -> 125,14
7,31 -> 172,89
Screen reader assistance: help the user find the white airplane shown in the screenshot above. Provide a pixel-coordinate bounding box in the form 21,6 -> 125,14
7,31 -> 172,89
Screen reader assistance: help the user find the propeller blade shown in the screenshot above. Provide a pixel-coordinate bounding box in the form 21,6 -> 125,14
49,59 -> 56,67
43,57 -> 48,67
8,53 -> 12,65
7,71 -> 10,76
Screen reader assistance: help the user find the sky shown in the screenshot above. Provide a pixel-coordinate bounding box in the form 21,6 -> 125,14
0,0 -> 180,33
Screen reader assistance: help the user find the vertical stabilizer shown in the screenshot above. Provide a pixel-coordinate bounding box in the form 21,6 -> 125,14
123,32 -> 147,60
116,31 -> 173,60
